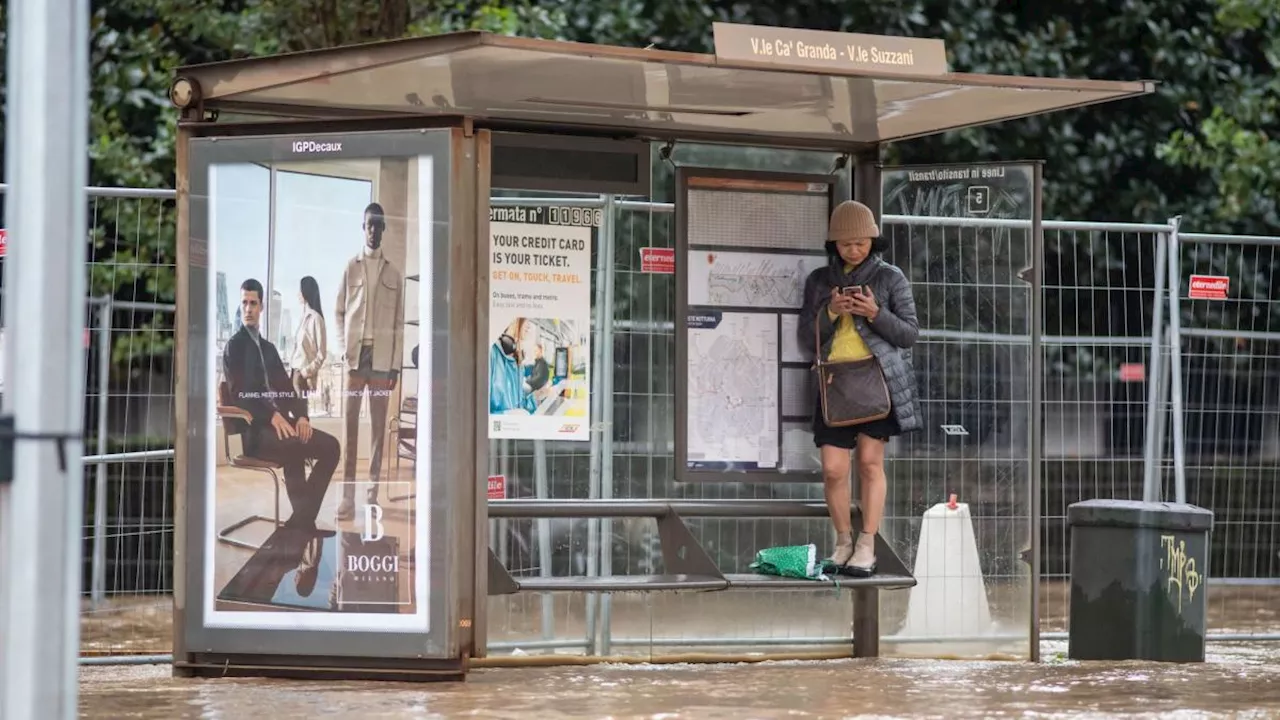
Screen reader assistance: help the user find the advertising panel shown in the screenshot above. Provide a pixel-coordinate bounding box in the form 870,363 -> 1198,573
486,204 -> 592,442
205,149 -> 433,632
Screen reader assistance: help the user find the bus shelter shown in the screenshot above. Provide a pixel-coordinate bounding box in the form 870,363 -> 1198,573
169,24 -> 1152,681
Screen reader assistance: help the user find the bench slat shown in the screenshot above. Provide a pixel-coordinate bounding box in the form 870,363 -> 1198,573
722,573 -> 915,590
514,574 -> 729,592
507,573 -> 916,593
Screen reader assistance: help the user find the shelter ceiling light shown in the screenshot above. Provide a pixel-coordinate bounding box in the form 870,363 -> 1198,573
169,76 -> 200,109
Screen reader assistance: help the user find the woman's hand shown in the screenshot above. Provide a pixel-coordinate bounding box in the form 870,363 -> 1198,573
828,287 -> 856,316
849,288 -> 879,321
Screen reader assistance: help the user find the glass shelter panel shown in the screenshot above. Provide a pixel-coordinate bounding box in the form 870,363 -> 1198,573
486,144 -> 883,658
876,163 -> 1039,660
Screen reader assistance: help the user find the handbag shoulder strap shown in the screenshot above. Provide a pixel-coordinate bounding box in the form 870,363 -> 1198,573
814,302 -> 826,369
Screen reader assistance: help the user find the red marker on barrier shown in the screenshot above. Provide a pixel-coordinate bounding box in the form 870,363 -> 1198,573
947,493 -> 958,510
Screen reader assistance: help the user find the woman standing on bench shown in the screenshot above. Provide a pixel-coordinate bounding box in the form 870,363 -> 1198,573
798,200 -> 921,577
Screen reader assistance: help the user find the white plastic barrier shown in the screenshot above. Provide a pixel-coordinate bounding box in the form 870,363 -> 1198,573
889,494 -> 1012,657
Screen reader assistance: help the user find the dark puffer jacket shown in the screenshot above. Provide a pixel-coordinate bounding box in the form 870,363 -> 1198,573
797,260 -> 922,433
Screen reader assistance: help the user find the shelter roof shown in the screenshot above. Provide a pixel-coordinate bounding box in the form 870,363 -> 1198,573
174,29 -> 1155,147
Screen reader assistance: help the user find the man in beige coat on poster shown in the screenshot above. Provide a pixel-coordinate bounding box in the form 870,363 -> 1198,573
334,201 -> 405,521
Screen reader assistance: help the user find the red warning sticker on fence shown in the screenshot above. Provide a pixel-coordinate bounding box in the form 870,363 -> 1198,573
487,475 -> 506,500
640,247 -> 675,274
1119,362 -> 1145,382
0,229 -> 8,257
1188,274 -> 1230,299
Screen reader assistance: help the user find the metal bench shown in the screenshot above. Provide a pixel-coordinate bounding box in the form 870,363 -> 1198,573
486,499 -> 916,657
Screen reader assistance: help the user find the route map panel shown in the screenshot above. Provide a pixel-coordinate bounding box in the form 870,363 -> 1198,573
675,169 -> 834,482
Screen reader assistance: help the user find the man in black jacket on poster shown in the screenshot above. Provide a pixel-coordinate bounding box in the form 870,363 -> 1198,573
223,278 -> 340,531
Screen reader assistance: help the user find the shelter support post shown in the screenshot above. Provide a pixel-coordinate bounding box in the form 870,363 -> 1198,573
853,589 -> 880,657
459,127 -> 488,663
171,123 -> 193,678
851,145 -> 883,659
1027,163 -> 1045,662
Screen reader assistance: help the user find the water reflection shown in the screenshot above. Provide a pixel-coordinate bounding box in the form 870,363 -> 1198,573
81,642 -> 1280,719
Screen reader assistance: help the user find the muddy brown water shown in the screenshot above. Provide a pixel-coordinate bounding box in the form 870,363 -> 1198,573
77,584 -> 1280,718
81,642 -> 1280,719
78,583 -> 1280,655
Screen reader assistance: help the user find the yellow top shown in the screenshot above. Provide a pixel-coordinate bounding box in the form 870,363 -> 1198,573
826,265 -> 873,361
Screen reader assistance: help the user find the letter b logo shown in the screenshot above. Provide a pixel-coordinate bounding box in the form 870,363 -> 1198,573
362,503 -> 385,543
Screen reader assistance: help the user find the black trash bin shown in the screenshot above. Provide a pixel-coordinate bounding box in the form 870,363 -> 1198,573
1067,498 -> 1214,662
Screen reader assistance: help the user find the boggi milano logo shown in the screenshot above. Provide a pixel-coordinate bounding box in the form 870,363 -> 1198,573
350,504 -> 398,576
291,139 -> 343,154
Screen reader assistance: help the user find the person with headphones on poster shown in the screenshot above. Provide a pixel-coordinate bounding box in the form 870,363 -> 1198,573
489,317 -> 538,415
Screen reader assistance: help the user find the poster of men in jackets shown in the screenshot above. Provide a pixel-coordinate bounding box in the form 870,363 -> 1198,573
205,152 -> 431,633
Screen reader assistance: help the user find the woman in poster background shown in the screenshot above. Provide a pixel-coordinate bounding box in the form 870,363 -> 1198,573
290,275 -> 329,409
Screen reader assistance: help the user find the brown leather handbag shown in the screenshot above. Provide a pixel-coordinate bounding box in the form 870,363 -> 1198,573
814,316 -> 891,427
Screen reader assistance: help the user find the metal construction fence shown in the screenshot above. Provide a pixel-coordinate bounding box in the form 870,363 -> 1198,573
10,185 -> 1277,663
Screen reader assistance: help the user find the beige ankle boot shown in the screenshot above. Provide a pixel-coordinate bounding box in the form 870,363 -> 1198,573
828,532 -> 854,567
847,532 -> 877,576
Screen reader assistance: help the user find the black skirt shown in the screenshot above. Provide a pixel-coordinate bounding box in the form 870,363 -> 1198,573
811,396 -> 902,449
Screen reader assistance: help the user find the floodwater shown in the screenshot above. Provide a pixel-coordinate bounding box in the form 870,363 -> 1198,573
77,584 -> 1280,718
80,642 -> 1280,719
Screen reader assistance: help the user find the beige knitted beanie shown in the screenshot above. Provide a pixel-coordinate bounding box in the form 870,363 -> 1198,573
828,200 -> 880,241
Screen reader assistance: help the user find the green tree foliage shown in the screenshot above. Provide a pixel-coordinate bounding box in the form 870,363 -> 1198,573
1159,0 -> 1280,226
0,0 -> 1275,378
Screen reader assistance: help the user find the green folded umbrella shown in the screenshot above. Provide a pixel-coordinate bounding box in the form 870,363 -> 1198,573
749,543 -> 828,580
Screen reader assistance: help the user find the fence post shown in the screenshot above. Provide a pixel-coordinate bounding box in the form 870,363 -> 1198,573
499,439 -> 511,566
584,194 -> 610,655
1165,217 -> 1188,503
596,194 -> 618,657
1141,232 -> 1170,502
91,298 -> 112,607
533,438 -> 554,641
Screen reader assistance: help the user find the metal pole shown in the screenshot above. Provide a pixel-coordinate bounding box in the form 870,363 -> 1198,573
1027,162 -> 1044,663
1165,217 -> 1188,503
488,442 -> 498,557
1141,232 -> 1169,502
583,195 -> 610,654
91,300 -> 112,606
1151,334 -> 1172,500
499,439 -> 510,567
596,195 -> 618,656
0,0 -> 90,717
532,439 -> 554,641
